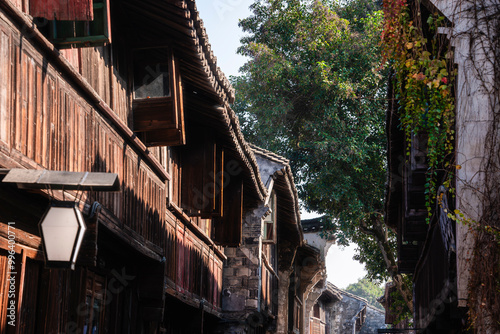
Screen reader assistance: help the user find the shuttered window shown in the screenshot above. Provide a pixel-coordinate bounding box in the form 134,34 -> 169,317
83,271 -> 107,334
30,0 -> 94,21
313,303 -> 320,318
212,164 -> 244,247
34,0 -> 111,49
180,128 -> 223,217
133,50 -> 185,147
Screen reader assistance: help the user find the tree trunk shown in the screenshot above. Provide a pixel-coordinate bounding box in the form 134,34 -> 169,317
360,217 -> 414,314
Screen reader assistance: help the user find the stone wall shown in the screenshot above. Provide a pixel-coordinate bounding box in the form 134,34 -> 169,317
324,287 -> 386,334
221,206 -> 266,332
327,291 -> 367,334
360,306 -> 386,334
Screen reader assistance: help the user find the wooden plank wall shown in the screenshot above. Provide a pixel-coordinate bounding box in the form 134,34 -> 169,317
0,14 -> 167,248
58,40 -> 163,165
30,0 -> 93,21
165,216 -> 222,309
59,46 -> 127,131
0,4 -> 224,312
4,1 -> 129,127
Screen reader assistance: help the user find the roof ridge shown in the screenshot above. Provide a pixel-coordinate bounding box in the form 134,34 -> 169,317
365,303 -> 385,313
249,144 -> 290,164
326,282 -> 384,311
185,0 -> 235,103
340,289 -> 369,303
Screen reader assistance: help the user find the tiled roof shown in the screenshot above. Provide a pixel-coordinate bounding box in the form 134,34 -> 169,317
164,0 -> 267,201
250,145 -> 302,234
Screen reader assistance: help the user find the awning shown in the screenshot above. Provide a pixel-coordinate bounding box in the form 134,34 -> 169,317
1,169 -> 119,191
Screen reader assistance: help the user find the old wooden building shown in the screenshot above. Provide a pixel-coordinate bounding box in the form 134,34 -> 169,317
385,0 -> 500,332
0,0 -> 332,333
0,0 -> 273,332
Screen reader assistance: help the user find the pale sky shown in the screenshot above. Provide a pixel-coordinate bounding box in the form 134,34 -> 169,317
196,1 -> 368,289
196,1 -> 252,77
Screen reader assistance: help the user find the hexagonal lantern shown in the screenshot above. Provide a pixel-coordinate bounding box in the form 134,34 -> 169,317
39,201 -> 86,270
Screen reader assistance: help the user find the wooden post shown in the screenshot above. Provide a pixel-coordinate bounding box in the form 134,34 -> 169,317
15,250 -> 26,334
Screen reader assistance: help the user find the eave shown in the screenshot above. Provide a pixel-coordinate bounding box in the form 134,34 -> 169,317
118,0 -> 267,202
250,145 -> 303,245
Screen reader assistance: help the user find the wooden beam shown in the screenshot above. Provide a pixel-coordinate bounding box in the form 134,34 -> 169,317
0,222 -> 42,251
168,202 -> 226,261
0,235 -> 43,261
97,208 -> 163,262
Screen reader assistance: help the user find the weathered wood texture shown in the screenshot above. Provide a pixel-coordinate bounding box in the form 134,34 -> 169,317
0,2 -> 226,317
30,0 -> 93,20
59,46 -> 129,128
262,243 -> 278,316
0,13 -> 167,248
262,260 -> 278,315
165,217 -> 222,309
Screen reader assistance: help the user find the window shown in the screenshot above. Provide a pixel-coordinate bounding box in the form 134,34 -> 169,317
355,306 -> 367,331
263,190 -> 277,243
132,49 -> 185,146
83,271 -> 107,334
35,0 -> 112,49
212,156 -> 244,247
133,49 -> 170,99
313,303 -> 320,318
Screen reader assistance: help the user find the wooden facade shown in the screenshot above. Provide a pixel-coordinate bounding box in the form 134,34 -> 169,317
0,0 -> 271,333
309,302 -> 326,334
0,0 -> 326,332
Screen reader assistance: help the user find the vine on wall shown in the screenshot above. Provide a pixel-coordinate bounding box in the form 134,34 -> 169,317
382,0 -> 500,330
382,0 -> 456,221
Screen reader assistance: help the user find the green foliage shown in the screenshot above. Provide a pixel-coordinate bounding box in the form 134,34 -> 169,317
389,275 -> 413,325
345,278 -> 385,311
233,0 -> 391,280
353,231 -> 397,282
381,0 -> 456,221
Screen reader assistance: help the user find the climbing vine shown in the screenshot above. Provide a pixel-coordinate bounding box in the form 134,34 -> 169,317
383,0 -> 500,331
382,0 -> 456,221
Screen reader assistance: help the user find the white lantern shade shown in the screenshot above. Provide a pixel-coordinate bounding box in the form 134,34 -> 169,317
40,202 -> 86,268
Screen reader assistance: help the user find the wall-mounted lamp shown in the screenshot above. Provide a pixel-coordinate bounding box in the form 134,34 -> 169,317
39,201 -> 86,270
2,168 -> 119,269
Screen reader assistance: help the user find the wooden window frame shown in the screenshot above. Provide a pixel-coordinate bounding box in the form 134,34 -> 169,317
180,128 -> 223,218
132,49 -> 185,147
263,190 -> 277,244
313,302 -> 320,319
44,0 -> 112,49
294,296 -> 302,330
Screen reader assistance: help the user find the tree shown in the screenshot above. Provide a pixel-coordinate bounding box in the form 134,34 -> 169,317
345,278 -> 384,311
233,0 -> 413,312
